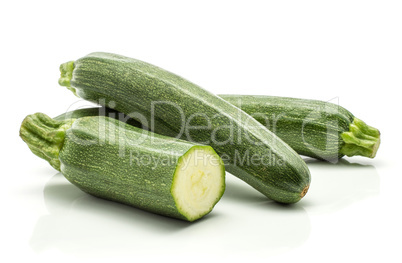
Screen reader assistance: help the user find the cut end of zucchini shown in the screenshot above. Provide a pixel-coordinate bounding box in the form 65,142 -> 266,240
171,146 -> 225,222
340,118 -> 381,158
59,61 -> 78,96
19,113 -> 75,171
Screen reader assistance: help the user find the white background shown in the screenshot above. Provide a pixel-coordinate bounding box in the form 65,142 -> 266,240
1,1 -> 401,262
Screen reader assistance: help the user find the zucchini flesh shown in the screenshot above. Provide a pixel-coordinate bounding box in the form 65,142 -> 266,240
59,52 -> 311,204
20,113 -> 225,222
220,95 -> 380,161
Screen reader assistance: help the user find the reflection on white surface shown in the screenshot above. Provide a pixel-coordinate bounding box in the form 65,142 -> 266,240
30,173 -> 192,255
29,158 -> 379,258
303,158 -> 380,214
213,177 -> 311,251
30,173 -> 310,258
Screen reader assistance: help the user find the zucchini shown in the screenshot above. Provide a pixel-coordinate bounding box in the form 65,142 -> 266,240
58,52 -> 311,204
20,113 -> 225,222
220,95 -> 381,161
56,96 -> 381,162
54,107 -> 143,128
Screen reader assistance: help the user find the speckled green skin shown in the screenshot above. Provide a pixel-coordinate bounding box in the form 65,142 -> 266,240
221,95 -> 380,161
59,52 -> 311,203
58,101 -> 380,162
20,113 -> 225,221
54,107 -> 144,128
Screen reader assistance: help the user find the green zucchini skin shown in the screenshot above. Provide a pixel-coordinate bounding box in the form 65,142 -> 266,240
59,52 -> 311,204
220,95 -> 380,161
55,98 -> 381,162
54,107 -> 144,128
20,113 -> 225,222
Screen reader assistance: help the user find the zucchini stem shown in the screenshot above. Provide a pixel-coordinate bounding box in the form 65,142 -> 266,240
340,118 -> 381,158
301,185 -> 309,199
58,61 -> 78,96
19,113 -> 75,171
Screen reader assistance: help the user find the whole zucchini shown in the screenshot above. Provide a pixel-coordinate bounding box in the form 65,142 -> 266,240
20,113 -> 225,222
220,95 -> 380,161
59,52 -> 311,204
